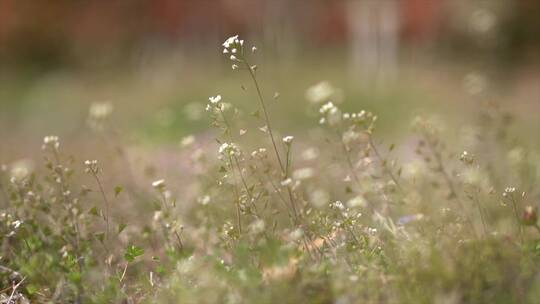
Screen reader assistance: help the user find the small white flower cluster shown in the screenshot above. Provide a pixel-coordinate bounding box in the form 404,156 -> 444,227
319,102 -> 341,126
282,136 -> 294,145
463,72 -> 488,97
209,95 -> 222,104
292,167 -> 314,180
249,219 -> 265,235
411,115 -> 441,137
301,148 -> 319,161
502,187 -> 516,197
330,200 -> 345,210
1,213 -> 24,238
197,195 -> 211,206
84,160 -> 99,174
42,136 -> 60,151
346,195 -> 367,208
280,177 -> 301,190
222,221 -> 236,238
9,159 -> 34,184
329,200 -> 362,230
218,142 -> 241,158
459,150 -> 474,165
280,178 -> 293,187
89,102 -> 113,120
342,129 -> 362,146
342,111 -> 377,132
180,135 -> 195,148
343,110 -> 369,122
305,81 -> 335,104
250,148 -> 267,159
222,35 -> 244,68
88,102 -> 113,131
152,179 -> 166,191
365,227 -> 378,235
206,95 -> 229,112
289,228 -> 304,241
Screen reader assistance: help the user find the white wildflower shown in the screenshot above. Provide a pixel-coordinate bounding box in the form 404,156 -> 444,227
251,148 -> 267,159
292,168 -> 314,180
249,219 -> 265,234
180,135 -> 195,148
463,72 -> 488,97
301,148 -> 319,161
282,136 -> 294,145
223,35 -> 239,49
346,196 -> 367,208
209,95 -> 222,104
89,102 -> 113,120
42,136 -> 60,150
84,160 -> 99,174
152,179 -> 166,190
503,187 -> 516,197
319,102 -> 341,126
9,159 -> 34,182
305,81 -> 334,104
218,142 -> 240,157
281,178 -> 293,187
309,189 -> 329,208
198,195 -> 211,205
289,228 -> 304,241
330,200 -> 345,210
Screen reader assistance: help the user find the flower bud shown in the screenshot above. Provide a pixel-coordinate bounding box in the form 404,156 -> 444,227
522,206 -> 538,226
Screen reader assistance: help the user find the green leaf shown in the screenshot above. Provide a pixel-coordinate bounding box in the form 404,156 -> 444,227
94,232 -> 105,244
89,206 -> 100,216
114,186 -> 123,197
124,244 -> 144,262
117,223 -> 127,234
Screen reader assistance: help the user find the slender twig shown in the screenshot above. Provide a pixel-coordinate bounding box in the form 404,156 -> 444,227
509,194 -> 523,243
227,155 -> 243,233
335,129 -> 362,187
367,134 -> 404,194
239,50 -> 313,257
218,107 -> 261,221
0,178 -> 9,207
91,172 -> 110,241
423,135 -> 477,237
242,59 -> 285,173
7,276 -> 26,304
471,190 -> 488,236
119,263 -> 128,283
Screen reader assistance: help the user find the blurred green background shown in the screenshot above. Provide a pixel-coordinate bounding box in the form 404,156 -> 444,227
1,0 -> 539,159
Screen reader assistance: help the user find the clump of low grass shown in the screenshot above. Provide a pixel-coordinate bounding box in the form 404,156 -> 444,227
1,35 -> 540,303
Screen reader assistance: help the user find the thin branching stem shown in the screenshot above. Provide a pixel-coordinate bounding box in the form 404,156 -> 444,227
367,134 -> 404,194
91,171 -> 110,241
218,107 -> 261,218
242,59 -> 285,174
423,134 -> 477,237
227,155 -> 243,234
509,194 -> 523,243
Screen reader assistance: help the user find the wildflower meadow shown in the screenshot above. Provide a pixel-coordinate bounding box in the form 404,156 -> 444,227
1,11 -> 540,303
